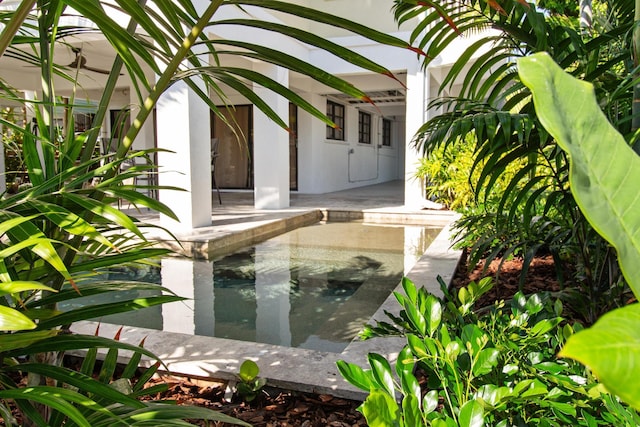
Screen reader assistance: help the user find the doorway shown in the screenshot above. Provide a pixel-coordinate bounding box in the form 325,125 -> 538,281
212,104 -> 298,190
211,105 -> 253,189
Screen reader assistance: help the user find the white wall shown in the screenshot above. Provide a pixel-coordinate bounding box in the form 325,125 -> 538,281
296,95 -> 402,194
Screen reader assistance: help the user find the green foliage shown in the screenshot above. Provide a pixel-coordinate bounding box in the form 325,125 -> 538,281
393,0 -> 633,322
338,277 -> 639,425
236,360 -> 267,402
415,133 -> 531,212
519,52 -> 640,411
0,329 -> 251,426
0,1 -> 419,425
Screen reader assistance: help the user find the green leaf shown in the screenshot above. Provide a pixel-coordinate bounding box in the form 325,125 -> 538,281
422,390 -> 438,414
35,295 -> 185,329
360,390 -> 401,427
0,281 -> 56,297
405,300 -> 427,336
0,330 -> 58,352
402,394 -> 424,427
473,348 -> 500,377
2,334 -> 159,360
239,360 -> 260,383
5,363 -> 143,409
425,295 -> 442,337
396,345 -> 415,379
475,384 -> 511,408
458,399 -> 485,427
124,404 -> 251,425
0,306 -> 37,331
461,324 -> 487,355
336,360 -> 374,391
559,304 -> 640,410
399,369 -> 421,407
402,277 -> 418,305
0,386 -> 101,427
407,334 -> 430,360
530,317 -> 563,336
368,353 -> 395,397
518,52 -> 640,297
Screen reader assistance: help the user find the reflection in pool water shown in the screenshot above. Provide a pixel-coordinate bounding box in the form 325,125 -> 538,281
65,221 -> 441,353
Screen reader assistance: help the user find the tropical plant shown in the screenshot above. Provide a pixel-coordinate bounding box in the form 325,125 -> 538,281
338,277 -> 639,426
0,1 -> 422,425
235,360 -> 267,402
519,51 -> 640,411
415,134 -> 481,211
392,0 -> 633,322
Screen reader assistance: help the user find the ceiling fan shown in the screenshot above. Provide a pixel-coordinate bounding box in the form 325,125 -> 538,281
67,47 -> 112,75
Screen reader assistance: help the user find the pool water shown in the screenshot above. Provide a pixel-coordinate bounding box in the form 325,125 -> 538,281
66,221 -> 441,352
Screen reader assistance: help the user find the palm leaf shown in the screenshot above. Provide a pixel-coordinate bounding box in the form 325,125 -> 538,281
5,364 -> 144,409
35,295 -> 185,330
0,387 -> 98,427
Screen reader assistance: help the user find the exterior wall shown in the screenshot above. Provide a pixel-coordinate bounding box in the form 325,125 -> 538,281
296,100 -> 403,194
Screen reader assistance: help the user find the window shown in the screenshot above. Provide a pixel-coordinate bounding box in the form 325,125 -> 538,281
326,101 -> 344,140
358,111 -> 371,144
382,118 -> 392,147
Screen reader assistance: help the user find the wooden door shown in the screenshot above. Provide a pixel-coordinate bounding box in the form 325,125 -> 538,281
211,105 -> 253,189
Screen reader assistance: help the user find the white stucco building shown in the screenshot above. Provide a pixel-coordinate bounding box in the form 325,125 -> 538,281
0,0 -> 483,231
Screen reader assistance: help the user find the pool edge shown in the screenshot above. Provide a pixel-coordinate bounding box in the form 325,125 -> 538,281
70,210 -> 462,401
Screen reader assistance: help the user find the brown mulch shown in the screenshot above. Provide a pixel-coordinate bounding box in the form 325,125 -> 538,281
450,252 -> 561,308
141,376 -> 367,426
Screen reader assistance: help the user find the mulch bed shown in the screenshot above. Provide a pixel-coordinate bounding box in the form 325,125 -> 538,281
142,376 -> 367,426
450,251 -> 562,308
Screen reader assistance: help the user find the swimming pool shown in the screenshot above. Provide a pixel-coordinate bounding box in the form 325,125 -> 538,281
64,220 -> 441,352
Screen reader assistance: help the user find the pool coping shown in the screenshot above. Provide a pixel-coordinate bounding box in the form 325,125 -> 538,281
70,208 -> 462,401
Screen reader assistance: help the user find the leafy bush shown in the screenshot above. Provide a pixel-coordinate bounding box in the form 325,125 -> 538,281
338,278 -> 639,426
519,51 -> 640,411
415,132 -> 530,212
415,135 -> 478,211
393,0 -> 629,320
0,1 -> 420,425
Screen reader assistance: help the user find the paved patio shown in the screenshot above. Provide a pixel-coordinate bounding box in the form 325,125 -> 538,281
75,180 -> 462,400
125,180 -> 452,259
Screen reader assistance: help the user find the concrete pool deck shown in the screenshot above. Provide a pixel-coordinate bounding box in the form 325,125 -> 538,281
71,180 -> 462,400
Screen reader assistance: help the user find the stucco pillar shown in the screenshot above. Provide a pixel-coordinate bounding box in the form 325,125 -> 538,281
252,63 -> 290,209
156,78 -> 212,230
404,63 -> 427,208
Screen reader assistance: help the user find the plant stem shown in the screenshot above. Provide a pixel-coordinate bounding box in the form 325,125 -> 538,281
114,0 -> 224,160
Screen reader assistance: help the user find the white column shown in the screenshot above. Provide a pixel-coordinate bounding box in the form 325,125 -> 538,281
404,63 -> 427,208
255,244 -> 291,346
253,63 -> 290,209
156,78 -> 212,230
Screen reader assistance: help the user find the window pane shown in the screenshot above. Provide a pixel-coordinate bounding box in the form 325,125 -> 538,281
326,101 -> 345,140
382,119 -> 392,146
359,111 -> 371,144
